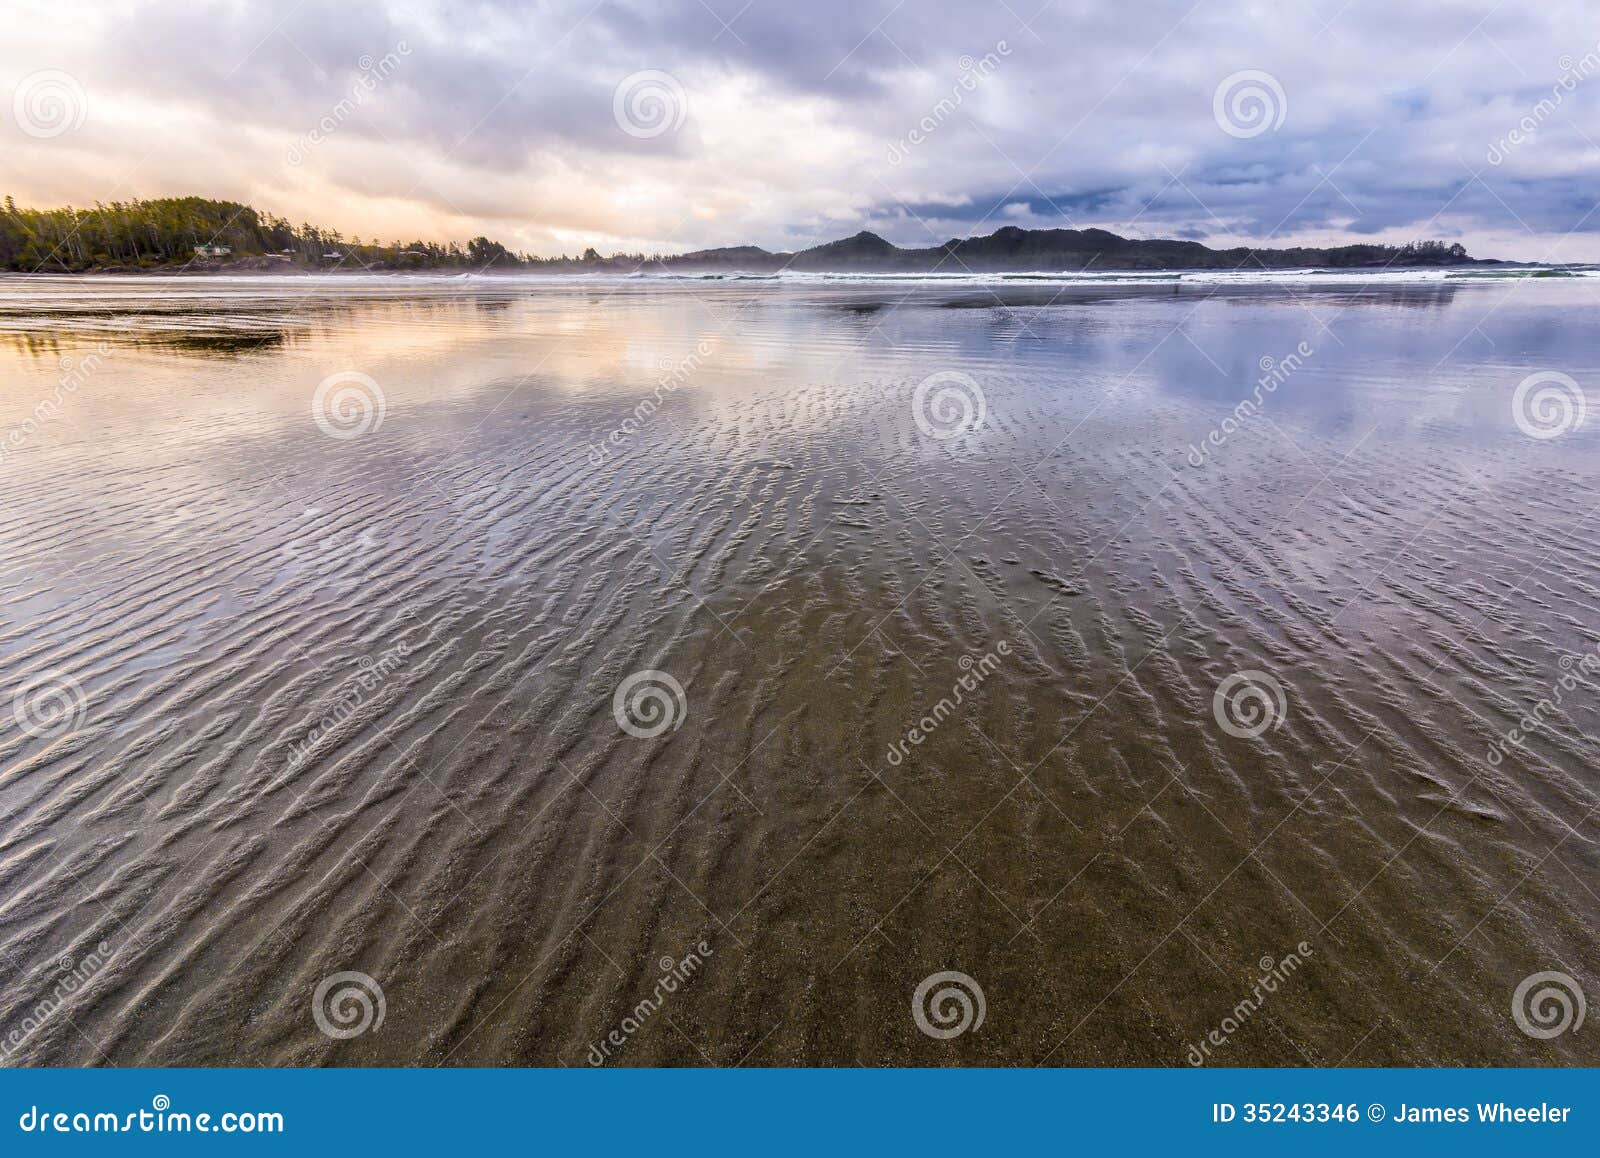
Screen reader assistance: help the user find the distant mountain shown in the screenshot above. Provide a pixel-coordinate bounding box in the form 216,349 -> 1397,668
0,194 -> 1485,274
666,244 -> 776,268
651,225 -> 1477,273
788,230 -> 904,269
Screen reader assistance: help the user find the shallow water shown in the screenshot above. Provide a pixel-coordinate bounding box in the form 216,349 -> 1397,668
0,274 -> 1596,1066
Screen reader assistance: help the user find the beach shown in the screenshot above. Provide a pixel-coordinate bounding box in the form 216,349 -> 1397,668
0,273 -> 1596,1066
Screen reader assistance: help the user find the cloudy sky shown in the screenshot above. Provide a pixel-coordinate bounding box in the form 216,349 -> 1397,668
4,0 -> 1600,260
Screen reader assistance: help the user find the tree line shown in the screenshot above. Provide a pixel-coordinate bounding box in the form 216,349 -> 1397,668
0,194 -> 1477,274
0,195 -> 636,272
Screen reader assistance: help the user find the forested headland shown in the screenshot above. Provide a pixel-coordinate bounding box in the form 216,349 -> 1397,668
0,195 -> 1484,275
0,196 -> 612,272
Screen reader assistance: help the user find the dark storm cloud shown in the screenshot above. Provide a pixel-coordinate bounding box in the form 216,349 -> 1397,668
11,0 -> 1600,256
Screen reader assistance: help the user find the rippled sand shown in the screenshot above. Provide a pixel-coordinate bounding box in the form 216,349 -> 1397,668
0,275 -> 1596,1066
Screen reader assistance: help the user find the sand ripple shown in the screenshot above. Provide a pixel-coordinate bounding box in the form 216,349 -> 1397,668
0,279 -> 1596,1066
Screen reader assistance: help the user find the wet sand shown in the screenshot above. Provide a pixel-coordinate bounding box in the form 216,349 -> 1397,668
0,275 -> 1596,1066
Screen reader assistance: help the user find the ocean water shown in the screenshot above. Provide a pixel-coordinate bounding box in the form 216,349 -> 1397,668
0,273 -> 1595,1065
